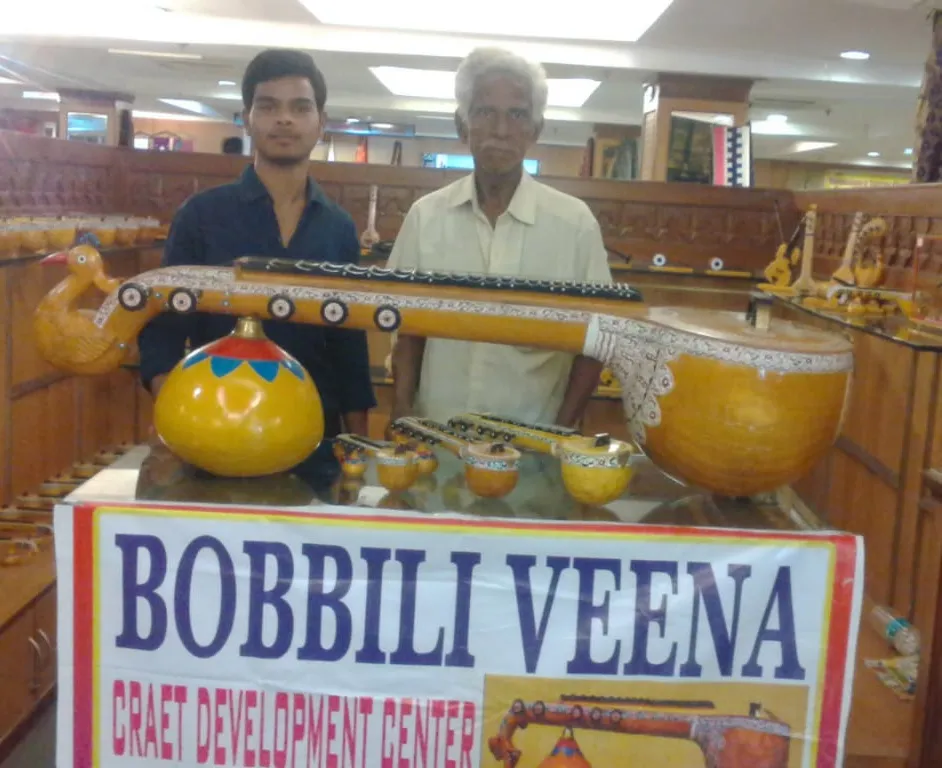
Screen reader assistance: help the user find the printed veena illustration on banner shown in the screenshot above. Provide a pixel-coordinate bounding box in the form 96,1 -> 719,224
54,503 -> 863,768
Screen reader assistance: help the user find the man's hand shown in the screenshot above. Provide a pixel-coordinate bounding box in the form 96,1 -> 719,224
390,334 -> 426,426
342,410 -> 369,437
555,355 -> 604,428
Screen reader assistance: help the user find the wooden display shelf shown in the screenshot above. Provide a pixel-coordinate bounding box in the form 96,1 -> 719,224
0,548 -> 56,758
846,625 -> 914,767
0,549 -> 54,630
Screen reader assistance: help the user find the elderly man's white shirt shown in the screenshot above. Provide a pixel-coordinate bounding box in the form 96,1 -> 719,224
387,171 -> 613,425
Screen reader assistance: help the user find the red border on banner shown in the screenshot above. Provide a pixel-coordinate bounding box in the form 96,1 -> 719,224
813,536 -> 858,768
73,506 -> 95,767
69,501 -> 862,542
67,501 -> 862,768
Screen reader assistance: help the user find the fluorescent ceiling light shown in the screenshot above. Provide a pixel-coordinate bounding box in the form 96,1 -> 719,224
766,114 -> 788,123
868,151 -> 881,157
301,0 -> 673,42
132,110 -> 220,122
23,91 -> 59,101
904,147 -> 914,155
159,98 -> 218,118
370,67 -> 601,108
789,141 -> 837,154
840,50 -> 870,60
0,76 -> 22,85
751,119 -> 800,136
346,117 -> 360,123
109,48 -> 203,60
371,122 -> 394,129
218,80 -> 236,86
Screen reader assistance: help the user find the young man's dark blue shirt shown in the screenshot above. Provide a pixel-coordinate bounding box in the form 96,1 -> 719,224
138,165 -> 376,486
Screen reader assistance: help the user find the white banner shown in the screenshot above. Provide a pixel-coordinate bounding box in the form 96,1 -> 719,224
55,502 -> 863,768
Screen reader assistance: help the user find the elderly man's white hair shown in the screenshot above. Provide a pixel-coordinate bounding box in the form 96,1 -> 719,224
455,47 -> 549,123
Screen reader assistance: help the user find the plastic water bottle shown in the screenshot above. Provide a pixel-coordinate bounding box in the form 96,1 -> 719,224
870,605 -> 921,656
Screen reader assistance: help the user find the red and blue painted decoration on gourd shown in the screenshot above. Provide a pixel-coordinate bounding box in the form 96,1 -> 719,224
538,729 -> 592,768
182,334 -> 306,383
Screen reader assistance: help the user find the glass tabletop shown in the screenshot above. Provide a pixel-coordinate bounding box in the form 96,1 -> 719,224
775,294 -> 942,351
66,444 -> 806,532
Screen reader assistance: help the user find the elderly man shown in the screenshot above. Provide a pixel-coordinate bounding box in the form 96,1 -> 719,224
388,47 -> 612,428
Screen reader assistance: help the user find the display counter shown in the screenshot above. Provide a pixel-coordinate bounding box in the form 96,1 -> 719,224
773,295 -> 942,352
71,445 -> 796,526
30,443 -> 905,768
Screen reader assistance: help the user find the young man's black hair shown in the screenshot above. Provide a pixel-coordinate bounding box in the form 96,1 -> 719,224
241,49 -> 328,112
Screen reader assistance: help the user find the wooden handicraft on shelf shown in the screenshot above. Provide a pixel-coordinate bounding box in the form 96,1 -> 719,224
811,215 -> 895,316
33,245 -> 854,497
759,208 -> 902,317
760,217 -> 804,290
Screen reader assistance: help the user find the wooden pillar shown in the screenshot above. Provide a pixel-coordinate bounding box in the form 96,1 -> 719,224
640,73 -> 754,182
57,89 -> 134,147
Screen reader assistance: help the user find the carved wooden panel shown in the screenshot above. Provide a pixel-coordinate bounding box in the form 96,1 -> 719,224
0,132 -> 116,214
1,130 -> 800,273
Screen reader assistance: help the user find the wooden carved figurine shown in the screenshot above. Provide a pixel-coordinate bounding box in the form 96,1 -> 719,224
790,204 -> 818,294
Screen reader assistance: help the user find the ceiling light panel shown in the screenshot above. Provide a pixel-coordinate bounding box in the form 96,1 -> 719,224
132,110 -> 220,122
158,98 -> 217,117
109,48 -> 203,60
22,91 -> 59,101
789,141 -> 837,154
370,67 -> 601,108
301,0 -> 673,42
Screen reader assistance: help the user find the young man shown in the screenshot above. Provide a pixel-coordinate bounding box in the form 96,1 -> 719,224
388,47 -> 612,428
138,49 -> 375,488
